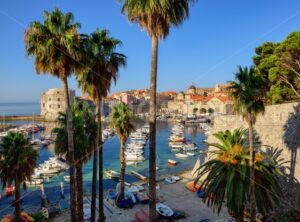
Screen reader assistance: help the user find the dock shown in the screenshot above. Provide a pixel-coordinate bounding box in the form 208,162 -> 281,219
130,170 -> 147,180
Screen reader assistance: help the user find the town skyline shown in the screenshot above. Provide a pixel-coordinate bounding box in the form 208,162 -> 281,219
1,0 -> 300,102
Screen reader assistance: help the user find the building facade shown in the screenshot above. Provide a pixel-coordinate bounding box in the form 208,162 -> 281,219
41,88 -> 75,121
168,84 -> 233,115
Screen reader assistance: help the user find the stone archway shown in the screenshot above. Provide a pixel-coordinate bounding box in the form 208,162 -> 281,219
208,108 -> 214,114
200,108 -> 207,114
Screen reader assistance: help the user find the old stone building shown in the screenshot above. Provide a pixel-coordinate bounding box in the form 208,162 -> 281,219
168,84 -> 233,115
41,88 -> 75,121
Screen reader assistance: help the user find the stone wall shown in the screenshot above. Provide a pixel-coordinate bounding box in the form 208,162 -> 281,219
41,88 -> 75,121
208,102 -> 300,180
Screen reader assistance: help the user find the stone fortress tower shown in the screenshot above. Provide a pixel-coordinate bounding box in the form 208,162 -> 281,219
41,88 -> 75,121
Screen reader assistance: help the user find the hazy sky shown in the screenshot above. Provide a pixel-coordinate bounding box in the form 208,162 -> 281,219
1,0 -> 300,102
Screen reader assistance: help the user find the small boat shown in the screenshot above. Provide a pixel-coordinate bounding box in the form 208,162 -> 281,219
156,203 -> 174,218
105,169 -> 120,179
175,153 -> 189,158
64,175 -> 70,182
186,152 -> 195,156
136,192 -> 149,204
83,203 -> 91,220
168,159 -> 177,166
171,176 -> 181,181
165,177 -> 176,184
130,170 -> 147,180
6,185 -> 15,197
185,181 -> 202,192
135,209 -> 149,222
25,178 -> 43,187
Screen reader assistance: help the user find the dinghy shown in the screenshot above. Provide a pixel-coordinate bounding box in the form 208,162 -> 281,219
175,153 -> 189,158
135,209 -> 149,222
165,177 -> 177,184
156,203 -> 174,218
168,159 -> 177,166
185,181 -> 202,192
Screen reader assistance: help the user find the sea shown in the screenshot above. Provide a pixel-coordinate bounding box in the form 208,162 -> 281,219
0,103 -> 207,216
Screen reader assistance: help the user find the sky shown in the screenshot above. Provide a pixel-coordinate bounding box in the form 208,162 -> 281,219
1,0 -> 300,102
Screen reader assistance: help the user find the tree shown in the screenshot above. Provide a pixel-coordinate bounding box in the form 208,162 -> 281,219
76,29 -> 126,222
0,132 -> 38,221
254,32 -> 300,104
53,101 -> 96,222
195,129 -> 283,222
109,103 -> 135,200
119,1 -> 193,220
228,66 -> 266,222
24,8 -> 81,220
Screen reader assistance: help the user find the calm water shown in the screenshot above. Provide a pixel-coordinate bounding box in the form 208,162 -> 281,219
0,103 -> 40,116
0,120 -> 208,216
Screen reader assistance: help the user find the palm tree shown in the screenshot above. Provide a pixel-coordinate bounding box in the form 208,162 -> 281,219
53,101 -> 97,222
119,1 -> 193,219
195,129 -> 283,222
228,66 -> 266,222
109,103 -> 135,200
0,132 -> 38,221
24,8 -> 81,220
76,29 -> 126,222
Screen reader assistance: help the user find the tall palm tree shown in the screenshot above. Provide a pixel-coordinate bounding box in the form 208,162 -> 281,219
119,1 -> 193,219
76,29 -> 126,222
0,132 -> 38,221
109,103 -> 135,200
228,66 -> 266,222
195,129 -> 283,222
24,8 -> 81,221
53,101 -> 97,222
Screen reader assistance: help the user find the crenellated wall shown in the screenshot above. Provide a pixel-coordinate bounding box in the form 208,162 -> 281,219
207,102 -> 300,180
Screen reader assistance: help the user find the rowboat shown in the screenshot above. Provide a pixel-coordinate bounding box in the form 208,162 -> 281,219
168,159 -> 177,166
185,181 -> 202,192
156,203 -> 174,218
6,185 -> 15,197
105,169 -> 120,179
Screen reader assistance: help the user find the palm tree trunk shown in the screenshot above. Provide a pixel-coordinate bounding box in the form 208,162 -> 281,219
90,102 -> 99,222
248,114 -> 256,222
120,141 -> 126,200
149,35 -> 158,222
76,164 -> 84,222
14,177 -> 21,222
62,77 -> 77,222
97,97 -> 105,222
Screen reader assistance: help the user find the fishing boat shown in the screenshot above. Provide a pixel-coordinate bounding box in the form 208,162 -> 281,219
168,159 -> 177,166
105,169 -> 120,179
175,153 -> 189,158
156,203 -> 174,218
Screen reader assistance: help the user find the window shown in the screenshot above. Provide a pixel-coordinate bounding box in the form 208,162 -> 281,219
49,105 -> 51,108
49,98 -> 51,101
43,103 -> 45,108
57,91 -> 60,94
58,105 -> 60,108
58,98 -> 60,101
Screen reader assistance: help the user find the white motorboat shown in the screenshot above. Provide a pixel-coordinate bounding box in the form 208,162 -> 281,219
169,142 -> 183,148
64,175 -> 70,182
125,152 -> 145,161
175,153 -> 189,158
25,178 -> 44,187
187,152 -> 195,156
182,143 -> 198,151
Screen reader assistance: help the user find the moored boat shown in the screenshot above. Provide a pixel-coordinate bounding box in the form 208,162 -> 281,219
175,153 -> 189,158
168,159 -> 177,166
156,203 -> 174,218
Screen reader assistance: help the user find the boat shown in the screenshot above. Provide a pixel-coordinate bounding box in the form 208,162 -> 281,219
125,152 -> 145,161
25,178 -> 43,187
135,209 -> 149,222
135,192 -> 149,204
165,177 -> 176,184
105,169 -> 120,179
171,175 -> 181,181
156,203 -> 174,218
175,153 -> 189,158
130,170 -> 147,180
186,152 -> 195,156
182,143 -> 198,151
83,203 -> 91,220
6,185 -> 15,197
64,175 -> 70,182
168,159 -> 177,166
185,181 -> 202,192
